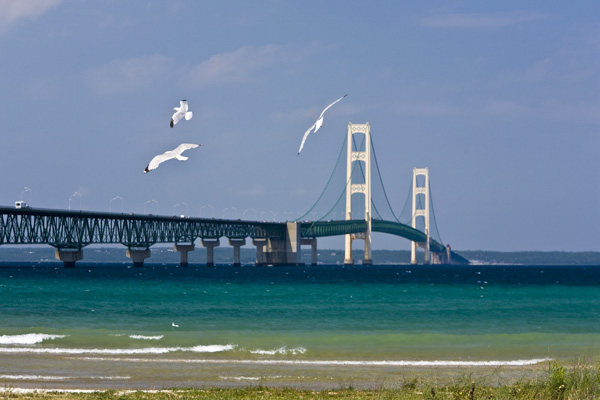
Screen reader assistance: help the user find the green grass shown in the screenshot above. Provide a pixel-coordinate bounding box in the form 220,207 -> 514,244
3,360 -> 600,400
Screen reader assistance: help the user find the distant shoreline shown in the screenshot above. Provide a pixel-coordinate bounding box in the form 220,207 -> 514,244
0,246 -> 599,265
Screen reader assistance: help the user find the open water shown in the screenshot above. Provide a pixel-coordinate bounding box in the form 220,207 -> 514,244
1,262 -> 600,389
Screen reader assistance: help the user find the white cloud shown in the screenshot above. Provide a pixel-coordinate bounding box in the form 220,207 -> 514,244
0,0 -> 64,31
421,12 -> 551,29
84,43 -> 321,95
84,54 -> 176,95
188,43 -> 319,86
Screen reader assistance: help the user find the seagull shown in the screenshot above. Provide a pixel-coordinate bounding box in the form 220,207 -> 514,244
170,99 -> 193,128
172,322 -> 179,328
143,143 -> 201,173
297,94 -> 347,155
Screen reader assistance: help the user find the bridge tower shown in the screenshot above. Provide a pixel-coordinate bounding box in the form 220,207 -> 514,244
411,167 -> 430,264
344,122 -> 372,265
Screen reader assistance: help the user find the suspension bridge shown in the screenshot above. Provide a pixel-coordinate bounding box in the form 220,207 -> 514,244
0,122 -> 469,267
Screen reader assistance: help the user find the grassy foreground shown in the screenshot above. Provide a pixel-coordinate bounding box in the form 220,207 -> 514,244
3,362 -> 600,400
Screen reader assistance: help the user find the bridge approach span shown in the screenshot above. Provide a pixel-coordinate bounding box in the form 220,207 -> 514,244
0,207 -> 285,249
0,207 -> 468,265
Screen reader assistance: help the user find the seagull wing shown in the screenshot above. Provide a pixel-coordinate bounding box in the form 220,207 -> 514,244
318,94 -> 348,119
297,123 -> 316,155
144,144 -> 200,173
173,143 -> 200,156
144,152 -> 175,173
171,109 -> 184,128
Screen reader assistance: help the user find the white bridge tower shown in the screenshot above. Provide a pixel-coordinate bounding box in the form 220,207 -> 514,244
411,167 -> 430,264
344,122 -> 372,265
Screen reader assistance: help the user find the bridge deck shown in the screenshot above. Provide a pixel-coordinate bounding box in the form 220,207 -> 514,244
0,207 -> 468,264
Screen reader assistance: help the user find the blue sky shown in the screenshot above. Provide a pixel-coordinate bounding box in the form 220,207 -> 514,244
0,1 -> 598,252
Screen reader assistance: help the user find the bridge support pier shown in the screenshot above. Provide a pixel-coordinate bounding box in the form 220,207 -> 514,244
253,222 -> 302,266
228,238 -> 246,267
174,243 -> 195,267
411,241 -> 431,265
201,239 -> 220,267
429,245 -> 452,265
55,249 -> 83,268
301,238 -> 317,265
253,238 -> 267,265
126,248 -> 151,267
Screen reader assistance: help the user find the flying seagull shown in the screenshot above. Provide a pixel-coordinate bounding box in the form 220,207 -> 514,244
172,322 -> 179,328
144,143 -> 201,173
170,99 -> 193,128
297,94 -> 347,155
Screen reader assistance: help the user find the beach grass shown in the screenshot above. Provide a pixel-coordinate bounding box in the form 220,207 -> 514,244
2,360 -> 600,400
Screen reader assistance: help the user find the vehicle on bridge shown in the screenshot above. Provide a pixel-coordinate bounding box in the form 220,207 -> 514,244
14,201 -> 30,209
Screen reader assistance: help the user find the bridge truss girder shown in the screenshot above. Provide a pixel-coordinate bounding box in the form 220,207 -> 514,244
0,208 -> 285,250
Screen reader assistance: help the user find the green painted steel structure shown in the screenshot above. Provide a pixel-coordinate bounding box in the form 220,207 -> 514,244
0,207 -> 468,263
300,219 -> 469,264
0,207 -> 284,249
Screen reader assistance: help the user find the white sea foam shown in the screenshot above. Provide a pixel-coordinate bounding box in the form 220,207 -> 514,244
190,344 -> 236,353
250,346 -> 307,355
220,376 -> 261,381
75,357 -> 552,367
0,333 -> 66,345
0,374 -> 69,381
129,335 -> 164,340
0,344 -> 235,355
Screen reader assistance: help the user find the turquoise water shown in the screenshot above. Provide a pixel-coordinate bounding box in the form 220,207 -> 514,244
1,263 -> 600,389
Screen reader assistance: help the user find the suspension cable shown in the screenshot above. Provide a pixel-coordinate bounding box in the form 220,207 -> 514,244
370,134 -> 402,222
428,182 -> 444,245
301,135 -> 366,235
295,134 -> 347,221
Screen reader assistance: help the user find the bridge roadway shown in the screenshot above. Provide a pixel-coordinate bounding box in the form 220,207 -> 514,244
0,207 -> 469,266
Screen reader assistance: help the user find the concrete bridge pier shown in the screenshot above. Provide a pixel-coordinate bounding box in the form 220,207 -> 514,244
253,238 -> 267,265
201,239 -> 220,267
301,238 -> 317,265
174,243 -> 195,267
126,248 -> 151,267
253,223 -> 302,266
431,245 -> 452,265
411,241 -> 430,265
55,249 -> 83,268
228,238 -> 246,266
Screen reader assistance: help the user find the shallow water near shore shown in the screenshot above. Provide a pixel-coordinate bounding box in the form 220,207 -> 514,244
1,263 -> 599,389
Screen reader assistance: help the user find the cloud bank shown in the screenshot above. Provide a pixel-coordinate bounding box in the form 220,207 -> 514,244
84,54 -> 177,95
84,43 -> 321,94
421,12 -> 551,29
0,0 -> 64,31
